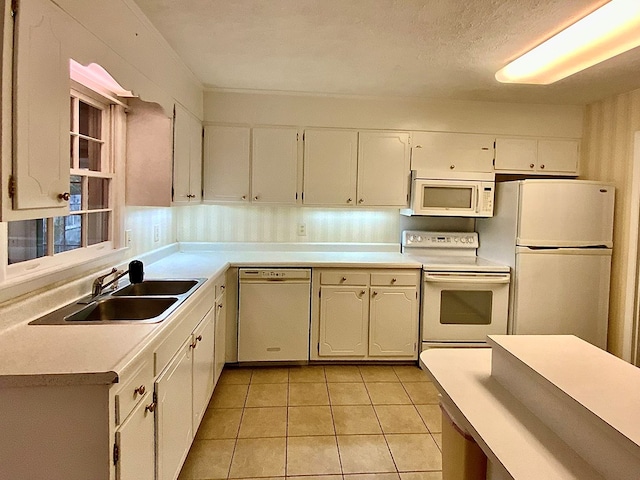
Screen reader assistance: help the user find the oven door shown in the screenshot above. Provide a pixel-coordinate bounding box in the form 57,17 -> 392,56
422,272 -> 510,342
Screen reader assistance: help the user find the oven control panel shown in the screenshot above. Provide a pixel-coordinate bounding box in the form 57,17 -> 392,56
402,231 -> 478,249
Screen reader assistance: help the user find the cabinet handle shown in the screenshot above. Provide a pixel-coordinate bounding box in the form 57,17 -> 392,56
58,192 -> 70,201
360,290 -> 366,296
347,198 -> 353,203
391,278 -> 397,283
145,402 -> 156,413
540,164 -> 545,169
529,163 -> 535,169
220,285 -> 225,292
372,291 -> 378,296
241,195 -> 247,200
414,145 -> 423,149
134,385 -> 146,396
358,199 -> 364,204
254,196 -> 259,201
450,165 -> 455,169
218,303 -> 223,310
196,335 -> 203,342
341,277 -> 347,282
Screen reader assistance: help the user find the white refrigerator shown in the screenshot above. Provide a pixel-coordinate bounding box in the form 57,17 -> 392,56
476,180 -> 614,349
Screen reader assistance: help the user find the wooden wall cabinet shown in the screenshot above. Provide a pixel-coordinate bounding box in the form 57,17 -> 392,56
172,104 -> 203,205
410,132 -> 494,174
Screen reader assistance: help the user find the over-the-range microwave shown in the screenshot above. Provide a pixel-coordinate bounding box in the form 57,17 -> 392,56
400,171 -> 495,217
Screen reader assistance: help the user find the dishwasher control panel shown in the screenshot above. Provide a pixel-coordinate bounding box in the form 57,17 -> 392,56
239,268 -> 311,281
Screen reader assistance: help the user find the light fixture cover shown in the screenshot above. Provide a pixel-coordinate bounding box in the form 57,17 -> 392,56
496,0 -> 640,84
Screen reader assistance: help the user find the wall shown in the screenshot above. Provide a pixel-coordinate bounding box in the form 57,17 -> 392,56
204,90 -> 584,137
125,207 -> 176,258
582,87 -> 640,360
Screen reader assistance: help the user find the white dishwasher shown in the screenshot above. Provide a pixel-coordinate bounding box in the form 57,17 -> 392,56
238,268 -> 311,362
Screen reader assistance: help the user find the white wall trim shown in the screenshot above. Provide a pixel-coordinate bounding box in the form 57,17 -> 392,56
632,131 -> 640,365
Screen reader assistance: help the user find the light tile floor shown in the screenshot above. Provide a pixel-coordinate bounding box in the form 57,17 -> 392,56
179,365 -> 443,480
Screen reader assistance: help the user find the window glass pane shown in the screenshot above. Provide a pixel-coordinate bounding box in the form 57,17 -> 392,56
87,212 -> 109,245
88,178 -> 109,210
69,175 -> 82,212
54,215 -> 82,253
440,290 -> 493,325
70,136 -> 74,168
79,138 -> 102,171
7,220 -> 47,264
79,101 -> 102,138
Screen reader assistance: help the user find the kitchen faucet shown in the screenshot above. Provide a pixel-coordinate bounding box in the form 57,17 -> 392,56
91,267 -> 128,298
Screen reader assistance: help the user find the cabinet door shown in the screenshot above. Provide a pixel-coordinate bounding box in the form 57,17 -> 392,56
537,139 -> 579,174
369,287 -> 419,357
411,132 -> 494,173
13,0 -> 70,212
172,104 -> 202,205
303,129 -> 358,206
155,339 -> 193,480
214,292 -> 227,384
115,392 -> 155,480
357,131 -> 410,206
494,138 -> 537,172
192,308 -> 215,433
252,127 -> 298,204
203,126 -> 250,203
318,286 -> 369,356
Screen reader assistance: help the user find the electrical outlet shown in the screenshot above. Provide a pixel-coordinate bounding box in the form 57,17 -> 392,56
297,223 -> 307,236
124,229 -> 132,247
153,224 -> 160,243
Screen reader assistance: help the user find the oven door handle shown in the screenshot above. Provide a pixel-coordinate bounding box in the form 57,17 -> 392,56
424,273 -> 511,284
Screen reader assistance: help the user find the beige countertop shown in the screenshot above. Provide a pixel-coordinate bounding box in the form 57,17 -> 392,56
0,245 -> 422,387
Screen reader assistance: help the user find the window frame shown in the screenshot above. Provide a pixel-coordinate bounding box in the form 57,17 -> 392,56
3,82 -> 125,281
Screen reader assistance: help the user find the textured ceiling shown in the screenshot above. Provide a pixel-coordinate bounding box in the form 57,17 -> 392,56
132,0 -> 640,105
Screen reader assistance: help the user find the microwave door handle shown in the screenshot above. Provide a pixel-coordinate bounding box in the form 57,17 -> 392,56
424,274 -> 511,284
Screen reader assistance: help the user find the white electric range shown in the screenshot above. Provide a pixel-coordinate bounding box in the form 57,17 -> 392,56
401,231 -> 511,350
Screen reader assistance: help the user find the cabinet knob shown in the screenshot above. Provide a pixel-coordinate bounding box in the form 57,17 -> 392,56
540,164 -> 545,169
196,335 -> 203,342
254,196 -> 259,201
341,277 -> 347,282
145,402 -> 156,413
347,198 -> 353,203
391,278 -> 397,283
360,290 -> 366,296
241,195 -> 247,200
358,199 -> 364,204
414,145 -> 423,149
218,303 -> 223,309
529,164 -> 535,169
450,165 -> 455,169
134,385 -> 146,396
220,285 -> 225,291
372,291 -> 378,296
58,192 -> 70,201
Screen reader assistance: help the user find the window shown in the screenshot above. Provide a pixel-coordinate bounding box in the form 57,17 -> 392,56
7,87 -> 115,265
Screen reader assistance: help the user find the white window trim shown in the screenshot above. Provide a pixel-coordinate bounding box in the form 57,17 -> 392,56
1,86 -> 127,285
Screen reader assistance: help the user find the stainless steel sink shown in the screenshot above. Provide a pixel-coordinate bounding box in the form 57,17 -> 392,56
64,297 -> 179,322
112,279 -> 199,296
29,278 -> 206,325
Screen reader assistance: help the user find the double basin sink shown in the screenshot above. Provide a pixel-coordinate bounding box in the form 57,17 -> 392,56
30,279 -> 206,325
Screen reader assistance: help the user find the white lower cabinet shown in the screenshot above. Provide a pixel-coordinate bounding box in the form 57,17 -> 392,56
191,308 -> 216,435
312,269 -> 420,361
319,286 -> 369,356
115,391 -> 155,480
156,338 -> 194,480
369,287 -> 419,356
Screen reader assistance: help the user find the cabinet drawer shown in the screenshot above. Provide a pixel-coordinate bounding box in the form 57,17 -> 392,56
371,272 -> 418,286
321,272 -> 369,285
115,358 -> 154,425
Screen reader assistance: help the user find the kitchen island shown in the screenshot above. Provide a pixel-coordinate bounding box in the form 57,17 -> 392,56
420,335 -> 640,480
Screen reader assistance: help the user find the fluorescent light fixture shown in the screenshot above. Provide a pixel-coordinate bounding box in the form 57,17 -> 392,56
496,0 -> 640,84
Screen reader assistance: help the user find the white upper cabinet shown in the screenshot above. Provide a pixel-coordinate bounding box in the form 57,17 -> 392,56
203,125 -> 250,203
303,129 -> 358,206
251,127 -> 298,205
495,137 -> 579,175
11,0 -> 71,216
172,104 -> 202,205
203,125 -> 299,204
357,131 -> 410,207
411,132 -> 494,174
